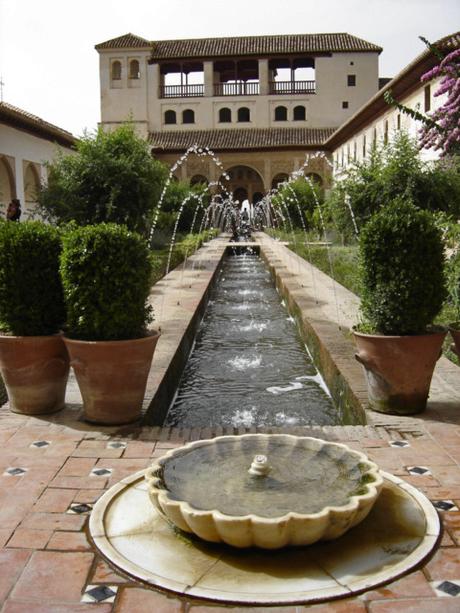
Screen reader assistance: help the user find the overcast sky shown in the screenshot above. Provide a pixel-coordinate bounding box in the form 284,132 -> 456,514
0,0 -> 458,136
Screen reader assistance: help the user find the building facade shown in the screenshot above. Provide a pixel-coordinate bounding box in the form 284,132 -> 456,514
0,103 -> 76,219
326,32 -> 460,171
96,32 -> 382,200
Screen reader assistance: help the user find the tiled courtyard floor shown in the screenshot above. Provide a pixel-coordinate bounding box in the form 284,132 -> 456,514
1,235 -> 460,611
1,407 -> 460,612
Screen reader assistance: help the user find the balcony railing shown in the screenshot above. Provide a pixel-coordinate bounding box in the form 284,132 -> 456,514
269,80 -> 316,95
160,84 -> 204,98
214,82 -> 260,96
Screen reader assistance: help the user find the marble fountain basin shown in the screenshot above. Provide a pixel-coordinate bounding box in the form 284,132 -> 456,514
145,434 -> 384,549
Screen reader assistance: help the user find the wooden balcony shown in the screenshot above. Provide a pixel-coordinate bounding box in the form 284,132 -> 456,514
160,84 -> 204,98
213,82 -> 260,96
269,80 -> 316,94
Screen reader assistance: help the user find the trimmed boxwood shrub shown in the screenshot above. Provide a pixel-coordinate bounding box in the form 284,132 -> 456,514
359,199 -> 446,335
60,223 -> 153,340
0,221 -> 65,336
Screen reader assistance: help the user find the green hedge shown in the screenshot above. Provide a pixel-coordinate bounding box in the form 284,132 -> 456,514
359,200 -> 446,334
0,221 -> 65,335
60,223 -> 153,340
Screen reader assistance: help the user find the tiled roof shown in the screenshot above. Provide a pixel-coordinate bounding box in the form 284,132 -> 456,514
149,127 -> 335,151
150,33 -> 382,60
95,33 -> 151,50
325,30 -> 460,150
0,102 -> 76,147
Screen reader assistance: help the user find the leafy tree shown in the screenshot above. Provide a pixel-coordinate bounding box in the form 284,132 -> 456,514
38,124 -> 168,236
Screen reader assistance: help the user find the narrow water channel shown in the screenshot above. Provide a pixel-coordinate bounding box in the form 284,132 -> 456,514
165,254 -> 339,427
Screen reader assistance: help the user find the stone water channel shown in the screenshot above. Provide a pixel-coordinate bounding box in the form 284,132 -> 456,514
165,252 -> 340,427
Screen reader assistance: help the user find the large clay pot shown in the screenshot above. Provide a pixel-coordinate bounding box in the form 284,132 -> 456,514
353,329 -> 446,415
63,331 -> 160,425
0,334 -> 69,415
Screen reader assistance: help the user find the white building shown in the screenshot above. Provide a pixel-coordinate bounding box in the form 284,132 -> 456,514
326,31 -> 460,171
0,102 -> 76,219
95,32 -> 382,198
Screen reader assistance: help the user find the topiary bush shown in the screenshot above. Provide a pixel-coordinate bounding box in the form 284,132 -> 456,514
0,221 -> 65,335
359,199 -> 446,335
60,223 -> 153,341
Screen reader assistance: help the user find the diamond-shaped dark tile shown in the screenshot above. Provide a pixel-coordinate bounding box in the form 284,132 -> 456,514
5,467 -> 26,476
31,440 -> 50,448
433,500 -> 458,512
436,580 -> 460,596
91,468 -> 112,477
107,442 -> 126,449
407,466 -> 430,475
389,440 -> 410,448
85,585 -> 117,602
68,503 -> 92,514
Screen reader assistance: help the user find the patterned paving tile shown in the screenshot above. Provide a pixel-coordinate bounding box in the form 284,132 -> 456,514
81,584 -> 118,603
407,466 -> 431,476
90,468 -> 113,477
433,500 -> 459,512
3,467 -> 27,476
67,503 -> 93,515
431,580 -> 460,597
30,440 -> 51,448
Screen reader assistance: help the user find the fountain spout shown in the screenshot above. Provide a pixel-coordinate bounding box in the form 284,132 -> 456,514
248,454 -> 271,477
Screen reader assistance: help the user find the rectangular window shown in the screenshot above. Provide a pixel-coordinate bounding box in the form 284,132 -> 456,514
397,114 -> 401,130
424,85 -> 431,112
347,74 -> 356,86
342,101 -> 349,109
362,135 -> 366,157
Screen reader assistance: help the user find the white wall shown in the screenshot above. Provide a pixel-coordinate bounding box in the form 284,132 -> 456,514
331,76 -> 446,173
0,123 -> 74,219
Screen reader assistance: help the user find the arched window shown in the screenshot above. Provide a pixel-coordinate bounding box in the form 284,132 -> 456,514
306,173 -> 323,187
111,61 -> 122,80
274,106 -> 287,121
271,173 -> 289,190
190,174 -> 208,186
164,110 -> 176,125
182,109 -> 195,124
237,107 -> 250,123
293,105 -> 306,121
129,59 -> 140,79
219,108 -> 231,123
24,163 -> 40,204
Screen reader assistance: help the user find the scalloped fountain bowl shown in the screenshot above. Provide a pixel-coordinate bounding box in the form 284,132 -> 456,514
145,434 -> 383,549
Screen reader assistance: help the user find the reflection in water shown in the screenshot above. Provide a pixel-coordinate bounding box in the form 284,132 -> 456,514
165,255 -> 339,427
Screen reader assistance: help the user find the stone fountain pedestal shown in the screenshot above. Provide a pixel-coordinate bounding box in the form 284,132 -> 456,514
90,470 -> 440,605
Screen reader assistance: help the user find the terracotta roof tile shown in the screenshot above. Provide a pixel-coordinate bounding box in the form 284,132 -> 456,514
95,33 -> 151,50
149,127 -> 335,151
95,32 -> 381,57
149,33 -> 382,60
0,102 -> 76,147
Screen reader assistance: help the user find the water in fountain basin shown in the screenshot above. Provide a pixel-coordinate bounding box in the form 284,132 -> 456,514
161,438 -> 373,517
165,254 -> 338,428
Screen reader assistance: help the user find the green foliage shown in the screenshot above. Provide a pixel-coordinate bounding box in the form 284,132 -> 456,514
38,124 -> 168,236
359,199 -> 446,334
327,133 -> 460,240
60,224 -> 153,341
159,180 -> 209,234
272,178 -> 324,231
0,221 -> 65,335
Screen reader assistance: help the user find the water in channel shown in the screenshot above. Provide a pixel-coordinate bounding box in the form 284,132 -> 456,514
165,254 -> 339,428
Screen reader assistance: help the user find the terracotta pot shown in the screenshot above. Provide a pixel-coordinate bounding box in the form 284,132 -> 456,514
0,334 -> 69,415
63,331 -> 160,425
448,325 -> 460,358
353,329 -> 446,415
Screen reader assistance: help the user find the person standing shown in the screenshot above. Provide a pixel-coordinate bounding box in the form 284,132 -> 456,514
6,199 -> 21,221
